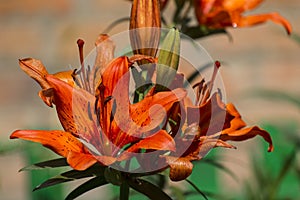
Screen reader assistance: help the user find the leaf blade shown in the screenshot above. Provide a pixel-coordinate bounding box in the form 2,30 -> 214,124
65,176 -> 108,200
128,178 -> 172,200
19,158 -> 68,172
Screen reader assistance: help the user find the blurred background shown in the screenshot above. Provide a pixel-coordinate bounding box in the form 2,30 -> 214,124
0,0 -> 299,199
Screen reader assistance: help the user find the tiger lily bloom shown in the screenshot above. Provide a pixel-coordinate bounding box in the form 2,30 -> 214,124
162,62 -> 273,181
194,0 -> 292,34
10,35 -> 186,171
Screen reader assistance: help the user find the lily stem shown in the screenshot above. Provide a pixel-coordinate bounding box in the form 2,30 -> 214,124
120,182 -> 130,200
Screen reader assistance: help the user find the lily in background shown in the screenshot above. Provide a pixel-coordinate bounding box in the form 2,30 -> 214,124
140,0 -> 292,38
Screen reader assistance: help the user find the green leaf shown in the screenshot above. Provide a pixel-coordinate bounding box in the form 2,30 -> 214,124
248,89 -> 300,108
65,176 -> 108,200
20,158 -> 68,171
128,178 -> 172,200
182,26 -> 230,40
33,164 -> 106,191
269,149 -> 296,199
185,179 -> 208,200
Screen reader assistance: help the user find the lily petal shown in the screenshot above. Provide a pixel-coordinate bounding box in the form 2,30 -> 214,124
119,130 -> 176,161
10,130 -> 88,158
220,126 -> 274,152
187,93 -> 230,136
90,34 -> 115,92
45,75 -> 99,141
67,151 -> 97,170
233,13 -> 292,34
113,88 -> 186,146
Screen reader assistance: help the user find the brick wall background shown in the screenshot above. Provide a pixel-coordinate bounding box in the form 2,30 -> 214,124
0,0 -> 299,199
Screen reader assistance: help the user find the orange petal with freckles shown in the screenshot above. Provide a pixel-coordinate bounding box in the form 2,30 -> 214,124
187,93 -> 229,136
101,56 -> 130,97
113,88 -> 186,146
45,75 -> 100,143
118,130 -> 176,160
97,56 -> 131,141
67,152 -> 117,170
10,130 -> 90,158
220,126 -> 273,152
67,151 -> 97,170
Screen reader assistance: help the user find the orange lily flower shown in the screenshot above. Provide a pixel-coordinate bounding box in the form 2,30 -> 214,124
194,0 -> 292,34
11,35 -> 186,171
162,62 -> 273,181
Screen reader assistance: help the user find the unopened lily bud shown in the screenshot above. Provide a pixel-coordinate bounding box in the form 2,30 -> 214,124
129,0 -> 161,57
156,28 -> 180,90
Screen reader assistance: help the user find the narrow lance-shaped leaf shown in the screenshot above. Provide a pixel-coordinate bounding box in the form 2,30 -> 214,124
19,158 -> 68,171
33,164 -> 106,191
128,178 -> 172,200
65,176 -> 108,200
185,179 -> 208,200
156,28 -> 180,90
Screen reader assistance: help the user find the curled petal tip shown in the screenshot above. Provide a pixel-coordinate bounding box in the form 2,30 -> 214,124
10,130 -> 20,139
268,145 -> 274,152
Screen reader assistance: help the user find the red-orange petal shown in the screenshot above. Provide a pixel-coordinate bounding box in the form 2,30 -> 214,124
10,130 -> 85,158
128,88 -> 186,135
220,126 -> 274,152
67,151 -> 98,170
101,56 -> 130,97
118,130 -> 176,161
45,75 -> 101,147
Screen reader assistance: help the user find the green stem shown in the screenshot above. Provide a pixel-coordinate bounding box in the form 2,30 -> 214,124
120,182 -> 130,200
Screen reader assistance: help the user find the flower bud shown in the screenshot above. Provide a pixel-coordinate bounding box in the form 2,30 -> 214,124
129,0 -> 161,57
156,28 -> 180,90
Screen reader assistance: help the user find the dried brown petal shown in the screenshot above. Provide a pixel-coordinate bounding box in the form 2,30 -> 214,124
165,156 -> 193,181
19,58 -> 50,90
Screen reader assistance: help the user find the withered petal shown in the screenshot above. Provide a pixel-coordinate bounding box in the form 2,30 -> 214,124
19,58 -> 50,90
164,156 -> 193,181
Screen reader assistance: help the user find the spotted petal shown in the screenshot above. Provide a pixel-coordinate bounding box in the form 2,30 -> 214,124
10,130 -> 97,170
